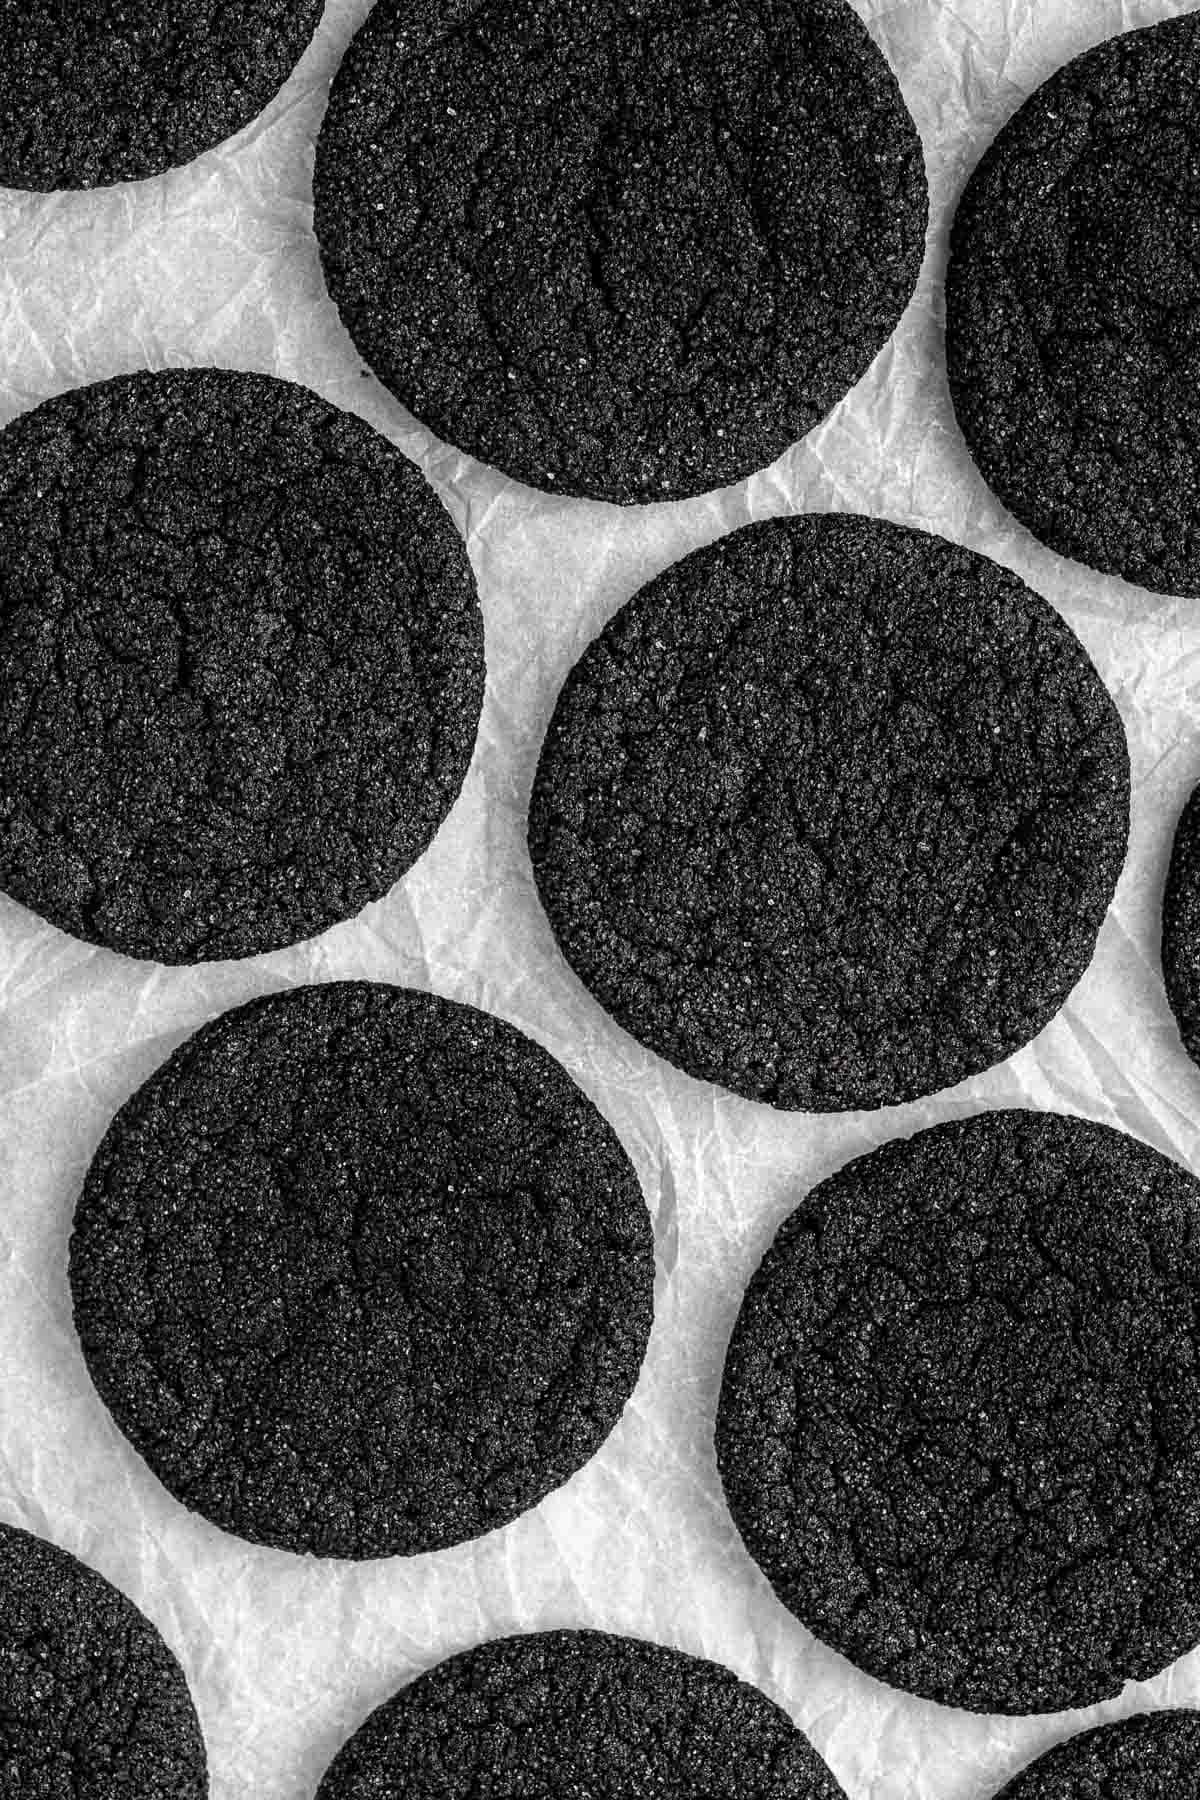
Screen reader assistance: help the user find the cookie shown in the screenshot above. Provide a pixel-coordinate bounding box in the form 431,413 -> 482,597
69,982 -> 654,1559
0,369 -> 483,964
991,1712 -> 1200,1800
716,1108 -> 1200,1713
314,1629 -> 847,1800
0,0 -> 324,191
1162,782 -> 1200,1071
528,515 -> 1129,1112
313,0 -> 927,503
0,1519 -> 206,1799
946,16 -> 1200,595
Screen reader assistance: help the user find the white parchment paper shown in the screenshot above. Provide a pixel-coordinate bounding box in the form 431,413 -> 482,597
2,2 -> 1200,1794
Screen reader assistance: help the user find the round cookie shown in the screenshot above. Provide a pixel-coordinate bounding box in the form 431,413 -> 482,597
69,982 -> 654,1559
528,515 -> 1129,1112
946,16 -> 1200,596
992,1713 -> 1200,1800
0,369 -> 483,964
315,1629 -> 847,1800
0,0 -> 324,191
1162,782 -> 1200,1071
313,0 -> 927,503
0,1519 -> 206,1799
716,1109 -> 1200,1714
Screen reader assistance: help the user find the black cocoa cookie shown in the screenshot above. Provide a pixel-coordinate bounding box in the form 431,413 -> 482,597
69,982 -> 654,1559
1162,783 -> 1200,1071
0,369 -> 483,964
992,1712 -> 1200,1800
529,515 -> 1129,1112
315,1629 -> 847,1800
946,16 -> 1200,595
0,1519 -> 206,1799
0,0 -> 324,191
716,1109 -> 1200,1713
313,0 -> 927,503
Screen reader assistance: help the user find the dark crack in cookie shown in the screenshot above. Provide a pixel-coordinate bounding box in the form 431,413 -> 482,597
0,0 -> 324,191
991,1712 -> 1200,1800
946,15 -> 1200,595
0,1520 -> 206,1800
70,982 -> 654,1559
313,0 -> 927,503
716,1109 -> 1200,1713
529,516 -> 1129,1111
0,369 -> 483,964
1162,781 -> 1200,1074
315,1630 -> 846,1800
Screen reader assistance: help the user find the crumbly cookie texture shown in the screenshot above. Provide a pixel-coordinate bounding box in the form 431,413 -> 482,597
992,1713 -> 1200,1800
316,1630 -> 847,1800
947,15 -> 1200,594
0,368 -> 483,963
70,983 -> 654,1559
717,1109 -> 1200,1713
314,0 -> 927,502
0,1520 -> 206,1800
0,0 -> 324,190
530,515 -> 1128,1111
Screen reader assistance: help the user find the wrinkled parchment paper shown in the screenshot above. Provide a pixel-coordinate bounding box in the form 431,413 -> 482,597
2,2 -> 1200,1794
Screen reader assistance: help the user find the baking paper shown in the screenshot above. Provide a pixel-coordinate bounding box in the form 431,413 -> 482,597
1,1 -> 1198,1795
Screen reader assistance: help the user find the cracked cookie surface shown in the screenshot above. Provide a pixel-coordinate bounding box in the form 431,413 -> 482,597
0,1520 -> 206,1800
69,982 -> 654,1559
946,15 -> 1200,595
0,0 -> 324,190
0,369 -> 483,964
528,515 -> 1128,1112
313,0 -> 927,503
991,1712 -> 1200,1800
716,1109 -> 1200,1713
315,1629 -> 846,1800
